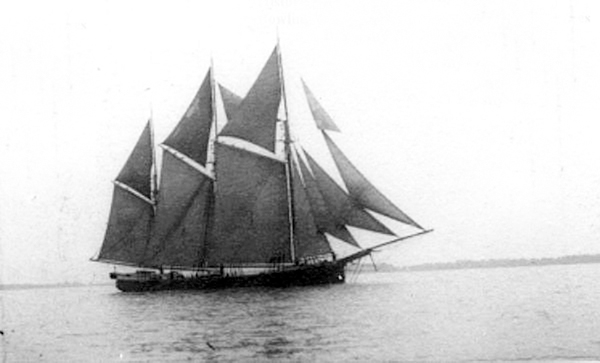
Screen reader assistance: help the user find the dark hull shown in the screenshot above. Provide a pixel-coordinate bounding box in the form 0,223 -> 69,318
113,262 -> 346,292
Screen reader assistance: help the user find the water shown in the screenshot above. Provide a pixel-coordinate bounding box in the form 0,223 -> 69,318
2,264 -> 600,362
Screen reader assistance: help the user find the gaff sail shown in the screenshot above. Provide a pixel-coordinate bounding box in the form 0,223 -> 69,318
98,121 -> 155,265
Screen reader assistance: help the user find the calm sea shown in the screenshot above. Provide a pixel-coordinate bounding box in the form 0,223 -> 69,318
2,263 -> 600,362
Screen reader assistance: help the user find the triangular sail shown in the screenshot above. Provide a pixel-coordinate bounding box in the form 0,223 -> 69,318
296,152 -> 359,247
218,83 -> 243,122
163,70 -> 213,166
323,132 -> 423,229
116,122 -> 154,199
207,142 -> 291,265
304,152 -> 395,236
302,80 -> 340,132
99,121 -> 155,265
290,154 -> 332,258
219,47 -> 281,152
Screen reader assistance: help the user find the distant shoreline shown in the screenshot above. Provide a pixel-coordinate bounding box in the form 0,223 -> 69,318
351,254 -> 600,273
398,254 -> 600,272
0,282 -> 112,291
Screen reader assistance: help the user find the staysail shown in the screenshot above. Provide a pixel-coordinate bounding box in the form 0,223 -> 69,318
302,80 -> 340,132
296,150 -> 359,247
323,132 -> 423,230
98,121 -> 155,265
218,83 -> 243,122
289,150 -> 332,258
303,151 -> 395,236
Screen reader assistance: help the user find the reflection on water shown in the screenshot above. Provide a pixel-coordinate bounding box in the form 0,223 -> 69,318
3,264 -> 600,361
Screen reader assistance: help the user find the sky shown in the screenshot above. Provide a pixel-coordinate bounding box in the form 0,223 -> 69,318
1,0 -> 600,284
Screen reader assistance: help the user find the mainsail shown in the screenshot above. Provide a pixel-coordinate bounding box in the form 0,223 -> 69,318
97,44 -> 425,271
208,142 -> 291,265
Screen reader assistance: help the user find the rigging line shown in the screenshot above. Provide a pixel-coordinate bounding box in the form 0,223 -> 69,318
352,258 -> 363,283
369,253 -> 377,272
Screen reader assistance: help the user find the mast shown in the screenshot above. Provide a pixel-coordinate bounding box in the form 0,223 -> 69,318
201,61 -> 219,267
207,59 -> 218,175
276,39 -> 296,263
149,117 -> 157,213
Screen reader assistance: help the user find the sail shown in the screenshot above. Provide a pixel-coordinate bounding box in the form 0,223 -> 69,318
163,70 -> 213,166
207,142 -> 291,265
323,132 -> 423,229
99,121 -> 155,265
143,151 -> 212,267
290,155 -> 332,258
98,187 -> 153,265
304,152 -> 395,236
116,122 -> 154,198
218,83 -> 243,122
219,47 -> 281,152
302,80 -> 340,132
296,153 -> 359,247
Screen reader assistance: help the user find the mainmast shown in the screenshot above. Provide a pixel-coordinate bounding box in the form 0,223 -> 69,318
201,61 -> 219,267
276,40 -> 296,263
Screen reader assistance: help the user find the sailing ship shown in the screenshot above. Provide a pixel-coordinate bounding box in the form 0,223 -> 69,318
92,44 -> 432,292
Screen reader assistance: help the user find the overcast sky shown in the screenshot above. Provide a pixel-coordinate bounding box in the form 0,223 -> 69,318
1,1 -> 600,284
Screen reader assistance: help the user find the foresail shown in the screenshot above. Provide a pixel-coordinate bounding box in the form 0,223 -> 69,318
304,151 -> 395,236
302,80 -> 340,132
163,70 -> 213,166
219,47 -> 281,152
207,142 -> 291,265
290,154 -> 332,258
143,151 -> 212,267
116,122 -> 154,199
323,132 -> 423,229
98,186 -> 153,265
297,151 -> 360,247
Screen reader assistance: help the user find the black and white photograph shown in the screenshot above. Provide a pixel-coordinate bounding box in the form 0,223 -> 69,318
2,1 -> 600,361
